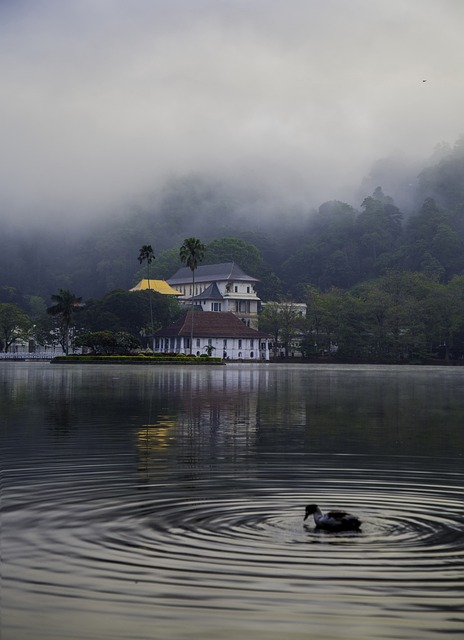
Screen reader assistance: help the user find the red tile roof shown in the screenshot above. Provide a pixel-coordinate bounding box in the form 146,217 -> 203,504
154,311 -> 269,338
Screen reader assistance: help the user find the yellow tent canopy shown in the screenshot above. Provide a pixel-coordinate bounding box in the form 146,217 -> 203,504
130,279 -> 183,296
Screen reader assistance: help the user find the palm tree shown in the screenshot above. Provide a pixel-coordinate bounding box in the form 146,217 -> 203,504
179,237 -> 206,354
138,244 -> 155,343
46,289 -> 83,355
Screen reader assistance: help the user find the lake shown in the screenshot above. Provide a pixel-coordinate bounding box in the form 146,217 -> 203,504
2,362 -> 463,639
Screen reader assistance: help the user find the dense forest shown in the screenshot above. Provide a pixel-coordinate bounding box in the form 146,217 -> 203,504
1,137 -> 464,361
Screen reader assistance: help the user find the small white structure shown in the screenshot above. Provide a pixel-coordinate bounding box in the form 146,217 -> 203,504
167,262 -> 260,327
153,310 -> 271,360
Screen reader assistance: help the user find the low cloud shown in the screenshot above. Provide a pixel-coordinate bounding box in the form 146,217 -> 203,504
1,0 -> 463,223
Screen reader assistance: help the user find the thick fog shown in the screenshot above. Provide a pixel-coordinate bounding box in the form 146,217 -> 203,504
1,0 -> 463,224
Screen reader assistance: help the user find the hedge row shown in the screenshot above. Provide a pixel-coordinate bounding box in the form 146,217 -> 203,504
51,355 -> 224,365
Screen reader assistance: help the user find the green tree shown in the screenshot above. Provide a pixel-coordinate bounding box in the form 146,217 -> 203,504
304,288 -> 348,357
179,237 -> 206,354
327,290 -> 369,360
356,187 -> 403,277
259,302 -> 302,357
137,245 -> 155,281
421,276 -> 464,361
259,302 -> 284,358
281,201 -> 359,293
301,286 -> 368,360
353,271 -> 433,362
80,289 -> 182,340
0,303 -> 31,352
445,276 -> 464,358
204,237 -> 283,300
203,344 -> 216,356
30,314 -> 61,352
145,247 -> 180,280
302,285 -> 330,354
402,198 -> 463,280
75,330 -> 140,355
46,289 -> 83,355
277,302 -> 302,357
138,244 -> 155,337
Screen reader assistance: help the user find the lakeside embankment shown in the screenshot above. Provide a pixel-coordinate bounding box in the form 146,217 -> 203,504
50,355 -> 224,365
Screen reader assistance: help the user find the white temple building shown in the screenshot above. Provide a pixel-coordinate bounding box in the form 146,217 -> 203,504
153,310 -> 271,360
167,262 -> 260,327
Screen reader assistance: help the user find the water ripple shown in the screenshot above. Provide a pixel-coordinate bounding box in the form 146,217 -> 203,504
3,458 -> 464,639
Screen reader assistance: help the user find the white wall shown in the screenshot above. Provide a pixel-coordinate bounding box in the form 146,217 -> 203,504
154,336 -> 270,360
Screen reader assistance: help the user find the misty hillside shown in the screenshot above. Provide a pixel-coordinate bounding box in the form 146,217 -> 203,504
2,137 -> 464,310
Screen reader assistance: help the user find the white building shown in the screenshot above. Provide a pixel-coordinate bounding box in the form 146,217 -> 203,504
167,262 -> 260,327
153,310 -> 271,360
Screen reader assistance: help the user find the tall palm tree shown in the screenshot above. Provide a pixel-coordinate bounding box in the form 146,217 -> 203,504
179,237 -> 206,354
46,289 -> 83,355
138,244 -> 156,343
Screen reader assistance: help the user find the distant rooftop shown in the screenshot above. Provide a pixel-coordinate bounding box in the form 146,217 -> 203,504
154,311 -> 269,338
130,279 -> 183,295
167,262 -> 259,285
191,282 -> 224,301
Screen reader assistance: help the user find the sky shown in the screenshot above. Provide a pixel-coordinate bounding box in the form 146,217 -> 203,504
1,0 -> 464,224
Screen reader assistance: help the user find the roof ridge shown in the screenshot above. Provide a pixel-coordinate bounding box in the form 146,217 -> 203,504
167,261 -> 259,283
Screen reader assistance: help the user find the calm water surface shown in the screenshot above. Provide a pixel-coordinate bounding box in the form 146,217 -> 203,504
2,362 -> 464,639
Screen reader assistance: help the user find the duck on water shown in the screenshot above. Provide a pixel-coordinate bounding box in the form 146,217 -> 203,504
304,504 -> 362,531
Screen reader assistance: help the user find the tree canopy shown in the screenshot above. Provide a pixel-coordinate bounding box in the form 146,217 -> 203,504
79,289 -> 181,344
0,303 -> 31,352
46,289 -> 83,355
179,237 -> 206,354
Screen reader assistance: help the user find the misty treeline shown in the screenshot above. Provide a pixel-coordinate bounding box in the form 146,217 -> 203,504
260,273 -> 464,363
1,137 -> 464,360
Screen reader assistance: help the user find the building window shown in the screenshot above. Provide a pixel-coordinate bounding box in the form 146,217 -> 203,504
250,339 -> 254,348
211,302 -> 222,311
223,339 -> 227,348
234,286 -> 238,292
208,338 -> 212,346
247,286 -> 250,293
238,339 -> 242,349
196,338 -> 200,347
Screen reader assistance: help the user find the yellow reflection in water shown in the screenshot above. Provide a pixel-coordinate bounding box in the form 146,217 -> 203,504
137,416 -> 177,483
137,416 -> 176,451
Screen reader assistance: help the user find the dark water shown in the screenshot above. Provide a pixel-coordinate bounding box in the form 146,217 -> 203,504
2,362 -> 464,640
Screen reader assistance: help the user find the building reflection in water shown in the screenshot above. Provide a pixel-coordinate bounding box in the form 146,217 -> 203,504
136,367 -> 269,483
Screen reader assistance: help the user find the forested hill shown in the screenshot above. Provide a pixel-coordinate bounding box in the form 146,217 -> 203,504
2,137 -> 464,308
